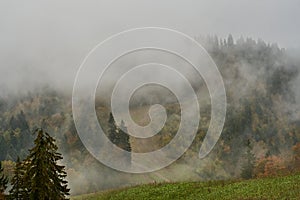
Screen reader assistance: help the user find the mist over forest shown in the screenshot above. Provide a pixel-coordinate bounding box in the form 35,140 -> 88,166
0,35 -> 299,195
0,1 -> 300,199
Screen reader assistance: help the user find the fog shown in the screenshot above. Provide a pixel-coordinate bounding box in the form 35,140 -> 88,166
1,0 -> 300,196
0,0 -> 300,93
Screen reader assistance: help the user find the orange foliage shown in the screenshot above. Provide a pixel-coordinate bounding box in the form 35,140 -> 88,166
292,143 -> 300,170
254,156 -> 286,178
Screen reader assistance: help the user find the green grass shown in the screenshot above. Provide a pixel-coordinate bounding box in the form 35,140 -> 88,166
71,173 -> 300,200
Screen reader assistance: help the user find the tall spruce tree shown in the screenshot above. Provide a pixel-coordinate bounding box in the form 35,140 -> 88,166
108,113 -> 118,144
9,157 -> 28,200
24,129 -> 70,200
119,120 -> 131,165
108,113 -> 131,151
227,34 -> 234,46
0,161 -> 8,197
119,120 -> 131,152
241,139 -> 256,179
107,113 -> 131,165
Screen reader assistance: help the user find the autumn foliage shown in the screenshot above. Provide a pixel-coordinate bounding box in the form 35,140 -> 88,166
255,156 -> 286,177
292,143 -> 300,171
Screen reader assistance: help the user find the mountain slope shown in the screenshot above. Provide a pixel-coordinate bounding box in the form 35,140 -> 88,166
71,173 -> 300,200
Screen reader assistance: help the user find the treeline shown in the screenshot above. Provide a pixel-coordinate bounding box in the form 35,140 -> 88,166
0,111 -> 33,161
191,34 -> 300,180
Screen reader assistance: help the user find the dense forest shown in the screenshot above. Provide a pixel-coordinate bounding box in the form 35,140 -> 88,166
0,35 -> 300,195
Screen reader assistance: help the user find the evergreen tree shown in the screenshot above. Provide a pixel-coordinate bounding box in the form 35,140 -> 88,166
0,162 -> 8,193
9,157 -> 28,200
107,113 -> 131,165
108,113 -> 131,151
241,140 -> 256,179
227,34 -> 234,46
119,120 -> 131,165
108,113 -> 119,144
24,129 -> 70,200
0,161 -> 8,197
0,136 -> 8,161
119,120 -> 131,152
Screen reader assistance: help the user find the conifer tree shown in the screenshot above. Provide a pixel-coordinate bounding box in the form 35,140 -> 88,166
241,139 -> 256,179
108,113 -> 118,144
0,161 -> 8,197
119,120 -> 131,165
119,120 -> 131,152
108,113 -> 131,151
107,113 -> 131,165
227,34 -> 234,46
24,129 -> 70,200
9,157 -> 28,200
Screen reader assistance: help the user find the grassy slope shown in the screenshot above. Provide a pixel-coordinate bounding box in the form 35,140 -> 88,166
72,173 -> 300,200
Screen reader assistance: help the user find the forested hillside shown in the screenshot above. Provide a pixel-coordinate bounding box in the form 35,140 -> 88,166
1,36 -> 300,195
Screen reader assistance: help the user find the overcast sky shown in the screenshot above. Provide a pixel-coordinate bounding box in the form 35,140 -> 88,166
0,0 -> 299,91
